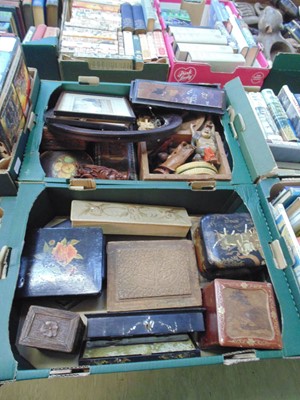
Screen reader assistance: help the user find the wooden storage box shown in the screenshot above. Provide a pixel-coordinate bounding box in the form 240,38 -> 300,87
138,131 -> 231,181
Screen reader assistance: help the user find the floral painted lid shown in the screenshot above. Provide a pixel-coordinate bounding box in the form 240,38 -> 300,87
16,227 -> 104,298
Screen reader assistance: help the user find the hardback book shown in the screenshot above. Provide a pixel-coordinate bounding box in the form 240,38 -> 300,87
21,0 -> 34,30
140,0 -> 156,31
0,0 -> 26,39
79,334 -> 200,365
138,32 -> 151,61
235,16 -> 259,66
200,279 -> 283,350
132,3 -> 146,34
106,239 -> 202,312
152,30 -> 167,59
123,30 -> 134,56
225,6 -> 248,58
70,200 -> 191,236
186,50 -> 245,73
278,84 -> 300,137
209,0 -> 230,30
22,25 -> 36,42
46,0 -> 58,27
43,25 -> 59,38
18,305 -> 85,353
32,0 -> 46,25
16,227 -> 105,298
132,33 -> 144,70
30,22 -> 46,40
175,42 -> 234,62
285,197 -> 300,234
271,185 -> 300,207
86,308 -> 205,339
146,31 -> 157,60
194,213 -> 266,280
272,202 -> 300,284
169,26 -> 228,46
247,92 -> 282,143
120,2 -> 134,32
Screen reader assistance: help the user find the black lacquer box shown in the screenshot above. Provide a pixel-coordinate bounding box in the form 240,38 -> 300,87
16,227 -> 105,298
194,213 -> 266,280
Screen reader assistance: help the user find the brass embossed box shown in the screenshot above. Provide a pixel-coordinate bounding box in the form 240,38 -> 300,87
200,279 -> 283,350
106,239 -> 202,312
18,305 -> 85,353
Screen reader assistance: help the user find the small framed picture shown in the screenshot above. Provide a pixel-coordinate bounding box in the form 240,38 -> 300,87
53,91 -> 136,122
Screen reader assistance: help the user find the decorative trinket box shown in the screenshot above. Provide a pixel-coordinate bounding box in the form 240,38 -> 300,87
79,334 -> 200,365
16,227 -> 105,298
200,278 -> 283,350
194,213 -> 266,280
106,239 -> 202,312
70,200 -> 191,237
86,308 -> 205,339
18,305 -> 85,353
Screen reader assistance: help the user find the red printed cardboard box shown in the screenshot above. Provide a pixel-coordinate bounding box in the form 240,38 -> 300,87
157,0 -> 270,87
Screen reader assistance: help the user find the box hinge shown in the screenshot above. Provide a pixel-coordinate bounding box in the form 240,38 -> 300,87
223,349 -> 259,365
269,240 -> 288,270
189,181 -> 216,191
78,76 -> 100,85
69,179 -> 96,191
0,246 -> 11,279
49,367 -> 90,378
227,105 -> 246,139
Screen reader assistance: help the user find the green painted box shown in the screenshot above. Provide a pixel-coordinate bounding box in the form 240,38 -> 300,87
18,79 -> 253,187
1,181 -> 299,383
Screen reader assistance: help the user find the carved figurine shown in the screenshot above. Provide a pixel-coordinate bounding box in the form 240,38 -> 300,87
153,141 -> 195,174
256,6 -> 295,62
191,117 -> 219,165
75,164 -> 128,180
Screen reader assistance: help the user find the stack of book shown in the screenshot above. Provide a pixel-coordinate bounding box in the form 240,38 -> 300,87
0,34 -> 31,159
271,186 -> 300,286
59,0 -> 167,71
0,1 -> 26,39
166,0 -> 261,71
247,84 -> 300,169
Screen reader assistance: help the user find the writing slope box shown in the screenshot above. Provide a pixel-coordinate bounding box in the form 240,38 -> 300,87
160,0 -> 270,88
200,279 -> 283,350
0,67 -> 39,196
194,213 -> 266,280
2,180 -> 296,382
19,305 -> 85,353
86,309 -> 205,339
16,226 -> 105,298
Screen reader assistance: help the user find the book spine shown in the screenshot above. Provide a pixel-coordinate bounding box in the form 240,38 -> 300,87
277,85 -> 300,138
138,32 -> 151,61
132,33 -> 144,70
214,21 -> 238,52
120,2 -> 134,32
146,31 -> 157,60
247,92 -> 282,142
31,23 -> 47,40
22,25 -> 36,43
117,29 -> 125,55
140,0 -> 156,31
43,26 -> 60,38
225,5 -> 248,57
272,202 -> 300,283
235,17 -> 256,47
261,88 -> 298,142
152,30 -> 167,58
123,30 -> 134,56
209,0 -> 230,28
132,4 -> 146,34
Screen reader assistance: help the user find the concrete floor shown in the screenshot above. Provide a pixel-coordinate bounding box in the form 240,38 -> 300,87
1,358 -> 300,400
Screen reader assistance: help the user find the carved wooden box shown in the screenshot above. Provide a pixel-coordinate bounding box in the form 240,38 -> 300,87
18,305 -> 85,353
200,279 -> 283,350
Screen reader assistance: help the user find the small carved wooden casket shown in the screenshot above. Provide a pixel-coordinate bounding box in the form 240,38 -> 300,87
18,305 -> 85,353
195,213 -> 266,280
200,279 -> 283,350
